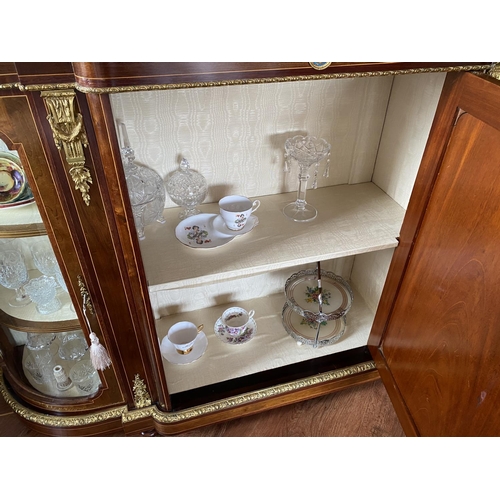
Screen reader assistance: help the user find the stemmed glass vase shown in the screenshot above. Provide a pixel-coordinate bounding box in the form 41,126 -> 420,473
0,249 -> 31,307
283,135 -> 331,222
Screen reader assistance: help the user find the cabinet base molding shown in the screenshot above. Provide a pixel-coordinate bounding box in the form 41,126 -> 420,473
1,361 -> 376,435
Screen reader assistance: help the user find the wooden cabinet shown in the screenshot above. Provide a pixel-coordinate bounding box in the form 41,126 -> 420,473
0,62 -> 497,436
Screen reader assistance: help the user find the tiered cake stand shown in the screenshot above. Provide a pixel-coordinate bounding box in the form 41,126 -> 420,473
281,267 -> 353,347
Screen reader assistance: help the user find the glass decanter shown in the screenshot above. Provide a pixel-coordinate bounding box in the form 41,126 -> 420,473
165,158 -> 208,219
121,146 -> 166,240
283,135 -> 331,222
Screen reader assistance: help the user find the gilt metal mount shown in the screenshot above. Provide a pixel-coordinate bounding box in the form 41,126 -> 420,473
41,90 -> 92,206
133,375 -> 152,409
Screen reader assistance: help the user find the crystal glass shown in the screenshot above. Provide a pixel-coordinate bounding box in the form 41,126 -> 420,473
121,146 -> 166,240
26,332 -> 56,350
31,240 -> 60,277
24,354 -> 52,384
58,330 -> 88,361
283,135 -> 331,222
24,275 -> 61,314
165,158 -> 208,219
23,340 -> 58,385
69,360 -> 100,394
0,249 -> 31,307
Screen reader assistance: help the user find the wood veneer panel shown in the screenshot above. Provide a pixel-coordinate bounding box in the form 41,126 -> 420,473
371,72 -> 500,437
0,63 -> 18,85
14,62 -> 75,86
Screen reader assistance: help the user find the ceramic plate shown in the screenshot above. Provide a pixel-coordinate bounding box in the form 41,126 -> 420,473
281,302 -> 346,347
160,331 -> 208,364
175,213 -> 235,248
214,317 -> 257,345
0,151 -> 35,208
0,152 -> 28,205
284,268 -> 353,321
212,214 -> 258,237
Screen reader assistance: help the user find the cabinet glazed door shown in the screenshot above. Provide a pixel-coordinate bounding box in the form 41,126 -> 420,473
369,70 -> 500,437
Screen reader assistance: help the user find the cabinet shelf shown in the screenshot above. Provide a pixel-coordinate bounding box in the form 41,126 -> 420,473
156,284 -> 374,395
0,270 -> 78,333
0,202 -> 45,238
140,182 -> 405,292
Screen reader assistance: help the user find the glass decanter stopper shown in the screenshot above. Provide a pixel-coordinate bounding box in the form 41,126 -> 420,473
121,146 -> 166,240
165,158 -> 208,219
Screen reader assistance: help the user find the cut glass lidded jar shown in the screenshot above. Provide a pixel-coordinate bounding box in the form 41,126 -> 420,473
165,158 -> 208,219
121,146 -> 166,240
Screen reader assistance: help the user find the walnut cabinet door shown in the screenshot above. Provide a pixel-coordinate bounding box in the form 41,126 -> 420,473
369,71 -> 500,437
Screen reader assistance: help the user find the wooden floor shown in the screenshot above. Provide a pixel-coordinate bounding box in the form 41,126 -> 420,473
0,379 -> 405,437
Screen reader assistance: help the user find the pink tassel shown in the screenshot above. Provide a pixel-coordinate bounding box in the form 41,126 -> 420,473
89,331 -> 112,370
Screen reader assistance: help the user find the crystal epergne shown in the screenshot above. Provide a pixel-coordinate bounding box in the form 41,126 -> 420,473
165,158 -> 208,219
0,249 -> 31,307
283,135 -> 331,222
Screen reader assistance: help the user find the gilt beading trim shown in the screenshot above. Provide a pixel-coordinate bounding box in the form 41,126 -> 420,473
73,65 -> 490,94
1,66 -> 491,95
1,361 -> 375,429
487,62 -> 500,80
122,360 -> 377,424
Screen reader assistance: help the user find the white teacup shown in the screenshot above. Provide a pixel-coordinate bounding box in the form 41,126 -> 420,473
167,321 -> 203,355
219,195 -> 260,231
220,307 -> 255,337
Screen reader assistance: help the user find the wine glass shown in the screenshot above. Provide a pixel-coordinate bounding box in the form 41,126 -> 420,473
0,249 -> 31,307
31,240 -> 60,277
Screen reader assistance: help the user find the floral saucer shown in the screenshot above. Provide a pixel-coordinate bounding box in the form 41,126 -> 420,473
160,331 -> 208,365
212,214 -> 259,237
214,317 -> 257,345
175,213 -> 235,248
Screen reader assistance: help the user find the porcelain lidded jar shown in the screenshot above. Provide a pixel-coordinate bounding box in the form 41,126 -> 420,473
165,158 -> 208,219
121,146 -> 166,240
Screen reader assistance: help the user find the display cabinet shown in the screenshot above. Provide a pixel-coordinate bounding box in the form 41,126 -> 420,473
1,62 -> 498,436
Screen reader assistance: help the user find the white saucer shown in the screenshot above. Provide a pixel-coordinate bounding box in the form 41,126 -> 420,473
160,331 -> 208,364
212,214 -> 259,237
175,213 -> 235,248
214,317 -> 257,345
